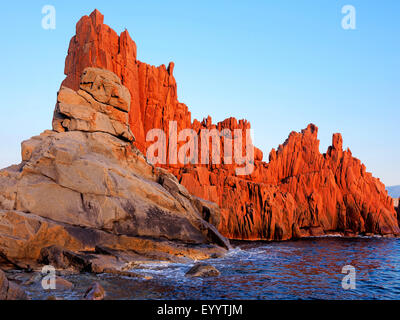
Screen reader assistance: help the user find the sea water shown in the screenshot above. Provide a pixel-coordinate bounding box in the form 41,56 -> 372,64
25,237 -> 400,300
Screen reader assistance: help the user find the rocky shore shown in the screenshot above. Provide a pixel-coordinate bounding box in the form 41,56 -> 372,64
0,9 -> 399,299
0,67 -> 230,299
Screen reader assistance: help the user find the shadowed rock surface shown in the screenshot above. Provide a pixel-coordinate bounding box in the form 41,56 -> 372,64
0,269 -> 28,300
60,10 -> 399,240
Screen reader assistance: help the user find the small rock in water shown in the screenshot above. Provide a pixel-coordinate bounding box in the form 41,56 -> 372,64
55,277 -> 74,291
83,282 -> 106,300
185,263 -> 220,278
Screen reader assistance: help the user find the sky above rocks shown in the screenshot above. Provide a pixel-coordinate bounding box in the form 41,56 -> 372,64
0,0 -> 399,185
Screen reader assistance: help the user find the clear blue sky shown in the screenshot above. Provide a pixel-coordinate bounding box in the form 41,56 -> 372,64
0,0 -> 399,185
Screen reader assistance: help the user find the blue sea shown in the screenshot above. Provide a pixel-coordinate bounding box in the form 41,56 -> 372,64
26,237 -> 400,300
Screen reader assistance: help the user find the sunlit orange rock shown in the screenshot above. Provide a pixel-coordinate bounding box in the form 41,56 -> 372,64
62,10 -> 400,240
62,9 -> 191,153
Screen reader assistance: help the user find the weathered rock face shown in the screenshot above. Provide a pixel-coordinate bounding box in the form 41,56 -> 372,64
204,125 -> 399,240
54,67 -> 134,142
60,10 -> 399,240
0,67 -> 229,269
62,9 -> 191,153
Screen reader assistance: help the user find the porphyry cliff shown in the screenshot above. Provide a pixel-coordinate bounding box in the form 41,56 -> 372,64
59,9 -> 399,240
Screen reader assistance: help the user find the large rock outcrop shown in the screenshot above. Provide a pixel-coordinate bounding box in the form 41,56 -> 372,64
59,10 -> 399,240
0,67 -> 229,269
189,124 -> 399,240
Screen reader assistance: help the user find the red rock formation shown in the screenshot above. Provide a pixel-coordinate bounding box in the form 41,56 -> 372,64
206,124 -> 399,239
62,9 -> 191,153
62,10 -> 400,240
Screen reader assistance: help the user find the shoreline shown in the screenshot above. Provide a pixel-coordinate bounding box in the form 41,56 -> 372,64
4,236 -> 400,300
